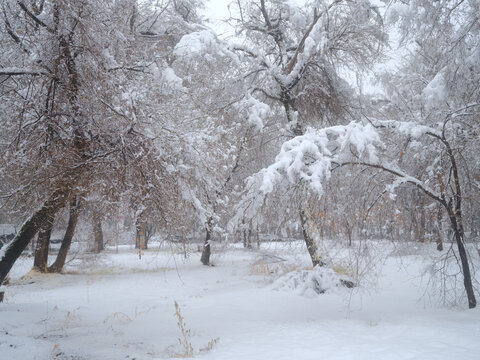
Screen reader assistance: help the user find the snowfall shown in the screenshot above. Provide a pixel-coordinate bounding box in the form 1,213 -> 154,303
1,239 -> 480,360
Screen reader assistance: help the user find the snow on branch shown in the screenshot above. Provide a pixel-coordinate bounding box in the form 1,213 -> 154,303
174,30 -> 218,57
234,94 -> 271,130
337,160 -> 443,203
174,29 -> 239,63
370,119 -> 443,139
228,41 -> 274,69
0,68 -> 50,77
260,122 -> 381,196
233,120 -> 445,227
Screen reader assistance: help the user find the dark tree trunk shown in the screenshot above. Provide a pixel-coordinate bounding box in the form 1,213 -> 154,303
345,219 -> 352,247
447,210 -> 476,309
444,141 -> 476,308
0,190 -> 67,284
243,227 -> 252,249
200,217 -> 213,266
419,197 -> 426,243
33,221 -> 53,272
435,205 -> 444,252
247,228 -> 253,249
93,217 -> 104,253
48,197 -> 81,273
300,209 -> 323,267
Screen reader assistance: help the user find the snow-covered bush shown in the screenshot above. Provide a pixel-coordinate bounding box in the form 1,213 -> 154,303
273,266 -> 354,298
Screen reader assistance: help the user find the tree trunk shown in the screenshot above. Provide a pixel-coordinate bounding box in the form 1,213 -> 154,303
135,211 -> 147,250
299,209 -> 323,267
345,219 -> 352,247
435,205 -> 444,251
285,98 -> 323,268
247,228 -> 253,249
419,197 -> 426,243
200,217 -> 213,266
243,226 -> 252,249
48,197 -> 81,273
93,217 -> 104,253
447,210 -> 476,308
444,141 -> 476,308
33,221 -> 53,272
0,190 -> 67,284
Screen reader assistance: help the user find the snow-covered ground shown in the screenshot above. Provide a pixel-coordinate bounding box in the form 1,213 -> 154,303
1,241 -> 479,360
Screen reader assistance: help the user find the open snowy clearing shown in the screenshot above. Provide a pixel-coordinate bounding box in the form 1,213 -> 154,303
1,242 -> 480,360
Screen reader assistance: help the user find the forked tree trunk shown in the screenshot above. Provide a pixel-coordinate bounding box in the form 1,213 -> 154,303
0,190 -> 67,284
33,221 -> 53,272
48,197 -> 81,273
200,217 -> 213,266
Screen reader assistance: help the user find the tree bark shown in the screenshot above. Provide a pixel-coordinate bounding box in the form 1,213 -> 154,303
283,97 -> 323,268
299,209 -> 324,267
200,217 -> 213,266
447,208 -> 476,308
93,216 -> 104,253
48,197 -> 81,273
435,205 -> 444,251
444,140 -> 476,308
135,210 -> 147,250
33,221 -> 53,272
0,190 -> 67,284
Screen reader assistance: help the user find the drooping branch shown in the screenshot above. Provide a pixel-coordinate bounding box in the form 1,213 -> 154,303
334,161 -> 445,205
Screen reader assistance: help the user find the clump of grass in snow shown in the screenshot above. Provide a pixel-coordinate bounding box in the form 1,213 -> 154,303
174,301 -> 194,357
173,301 -> 219,358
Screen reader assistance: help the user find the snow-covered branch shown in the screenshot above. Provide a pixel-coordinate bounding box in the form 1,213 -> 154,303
259,122 -> 381,196
0,68 -> 50,77
369,119 -> 443,139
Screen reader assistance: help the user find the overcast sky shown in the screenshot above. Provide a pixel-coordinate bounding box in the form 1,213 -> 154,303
201,0 -> 232,36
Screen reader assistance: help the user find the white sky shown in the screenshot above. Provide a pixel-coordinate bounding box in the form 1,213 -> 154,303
201,0 -> 232,36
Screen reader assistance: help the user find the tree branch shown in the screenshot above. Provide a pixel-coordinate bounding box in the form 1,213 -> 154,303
335,160 -> 445,205
17,1 -> 54,33
0,69 -> 49,76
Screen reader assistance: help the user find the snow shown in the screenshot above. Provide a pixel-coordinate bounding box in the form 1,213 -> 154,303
387,3 -> 411,23
0,224 -> 16,235
259,122 -> 382,196
174,30 -> 219,59
240,95 -> 270,130
1,242 -> 479,360
160,67 -> 185,93
273,265 -> 353,297
423,72 -> 447,110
